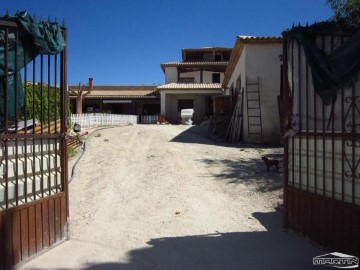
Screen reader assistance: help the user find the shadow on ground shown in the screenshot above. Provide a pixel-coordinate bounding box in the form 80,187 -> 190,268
199,157 -> 284,193
46,211 -> 326,270
170,125 -> 220,145
170,125 -> 283,148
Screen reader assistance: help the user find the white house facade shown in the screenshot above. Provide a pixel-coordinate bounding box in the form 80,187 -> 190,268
223,36 -> 283,144
157,47 -> 231,124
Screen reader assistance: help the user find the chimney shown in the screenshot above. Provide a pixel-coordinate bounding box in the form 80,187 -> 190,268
89,78 -> 93,90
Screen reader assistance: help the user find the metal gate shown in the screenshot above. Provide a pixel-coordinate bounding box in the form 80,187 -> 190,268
0,17 -> 68,269
282,24 -> 360,256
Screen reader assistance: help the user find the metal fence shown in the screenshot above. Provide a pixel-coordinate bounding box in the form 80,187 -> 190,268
0,17 -> 69,268
282,26 -> 360,256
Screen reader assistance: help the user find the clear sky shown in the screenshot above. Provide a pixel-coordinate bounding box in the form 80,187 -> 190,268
1,0 -> 333,86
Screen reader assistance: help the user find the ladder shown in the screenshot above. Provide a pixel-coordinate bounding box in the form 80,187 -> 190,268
246,76 -> 263,143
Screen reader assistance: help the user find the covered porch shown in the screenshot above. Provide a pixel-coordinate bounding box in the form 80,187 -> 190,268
157,83 -> 223,124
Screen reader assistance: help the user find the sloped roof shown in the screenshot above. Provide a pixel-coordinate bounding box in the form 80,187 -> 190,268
222,36 -> 283,88
161,61 -> 228,72
182,47 -> 232,51
156,83 -> 223,91
68,85 -> 159,99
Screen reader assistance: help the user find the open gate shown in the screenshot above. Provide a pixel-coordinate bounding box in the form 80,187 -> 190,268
0,13 -> 68,269
281,23 -> 360,256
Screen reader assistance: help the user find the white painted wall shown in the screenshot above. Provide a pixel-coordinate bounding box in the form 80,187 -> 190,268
166,68 -> 224,84
246,43 -> 282,143
286,35 -> 360,204
165,67 -> 178,84
288,136 -> 360,206
225,43 -> 282,143
289,37 -> 357,132
0,139 -> 62,209
227,47 -> 246,93
179,71 -> 200,82
202,71 -> 224,83
226,47 -> 247,138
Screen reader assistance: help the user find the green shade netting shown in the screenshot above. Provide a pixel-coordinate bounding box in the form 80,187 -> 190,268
283,22 -> 360,105
0,11 -> 66,126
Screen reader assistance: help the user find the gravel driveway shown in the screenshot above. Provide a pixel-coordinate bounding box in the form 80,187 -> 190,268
20,124 -> 327,270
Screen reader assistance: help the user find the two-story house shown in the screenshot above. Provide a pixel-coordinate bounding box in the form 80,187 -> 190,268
157,47 -> 231,124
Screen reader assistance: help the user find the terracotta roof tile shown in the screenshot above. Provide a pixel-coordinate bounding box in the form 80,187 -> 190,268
68,85 -> 159,99
236,36 -> 282,42
156,83 -> 223,91
222,36 -> 283,88
161,61 -> 228,67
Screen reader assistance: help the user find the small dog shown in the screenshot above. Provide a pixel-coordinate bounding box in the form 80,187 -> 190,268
262,157 -> 279,171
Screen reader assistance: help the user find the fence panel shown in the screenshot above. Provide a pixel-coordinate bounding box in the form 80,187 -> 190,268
140,115 -> 159,124
70,113 -> 139,127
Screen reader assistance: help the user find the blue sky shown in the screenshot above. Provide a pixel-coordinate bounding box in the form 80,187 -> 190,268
1,0 -> 333,86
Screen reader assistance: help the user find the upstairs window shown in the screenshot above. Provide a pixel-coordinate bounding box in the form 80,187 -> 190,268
212,73 -> 221,83
179,77 -> 195,83
215,54 -> 222,61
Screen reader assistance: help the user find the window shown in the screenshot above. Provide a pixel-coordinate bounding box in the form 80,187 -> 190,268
179,77 -> 195,83
215,54 -> 222,61
212,73 -> 221,83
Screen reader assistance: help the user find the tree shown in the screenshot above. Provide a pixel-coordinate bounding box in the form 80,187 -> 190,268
68,78 -> 93,114
327,0 -> 360,24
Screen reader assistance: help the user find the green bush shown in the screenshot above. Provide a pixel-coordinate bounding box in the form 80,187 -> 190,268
24,82 -> 70,123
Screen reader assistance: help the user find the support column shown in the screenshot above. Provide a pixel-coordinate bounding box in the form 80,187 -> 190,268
160,91 -> 166,115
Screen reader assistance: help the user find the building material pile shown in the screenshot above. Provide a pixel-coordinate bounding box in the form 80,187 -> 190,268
211,96 -> 232,138
225,91 -> 244,143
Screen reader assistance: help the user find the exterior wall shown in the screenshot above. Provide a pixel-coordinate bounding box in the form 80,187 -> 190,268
203,71 -> 224,83
226,47 -> 247,139
285,35 -> 360,206
226,47 -> 246,96
165,67 -> 178,84
288,136 -> 360,205
226,44 -> 282,143
0,140 -> 61,209
246,43 -> 282,143
284,31 -> 360,256
178,70 -> 224,83
179,71 -> 200,82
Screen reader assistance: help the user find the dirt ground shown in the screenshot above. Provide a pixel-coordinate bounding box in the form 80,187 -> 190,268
19,124 -> 327,270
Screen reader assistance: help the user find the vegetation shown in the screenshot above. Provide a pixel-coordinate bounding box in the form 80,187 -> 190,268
24,82 -> 70,123
67,146 -> 78,159
256,148 -> 266,154
327,0 -> 360,23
